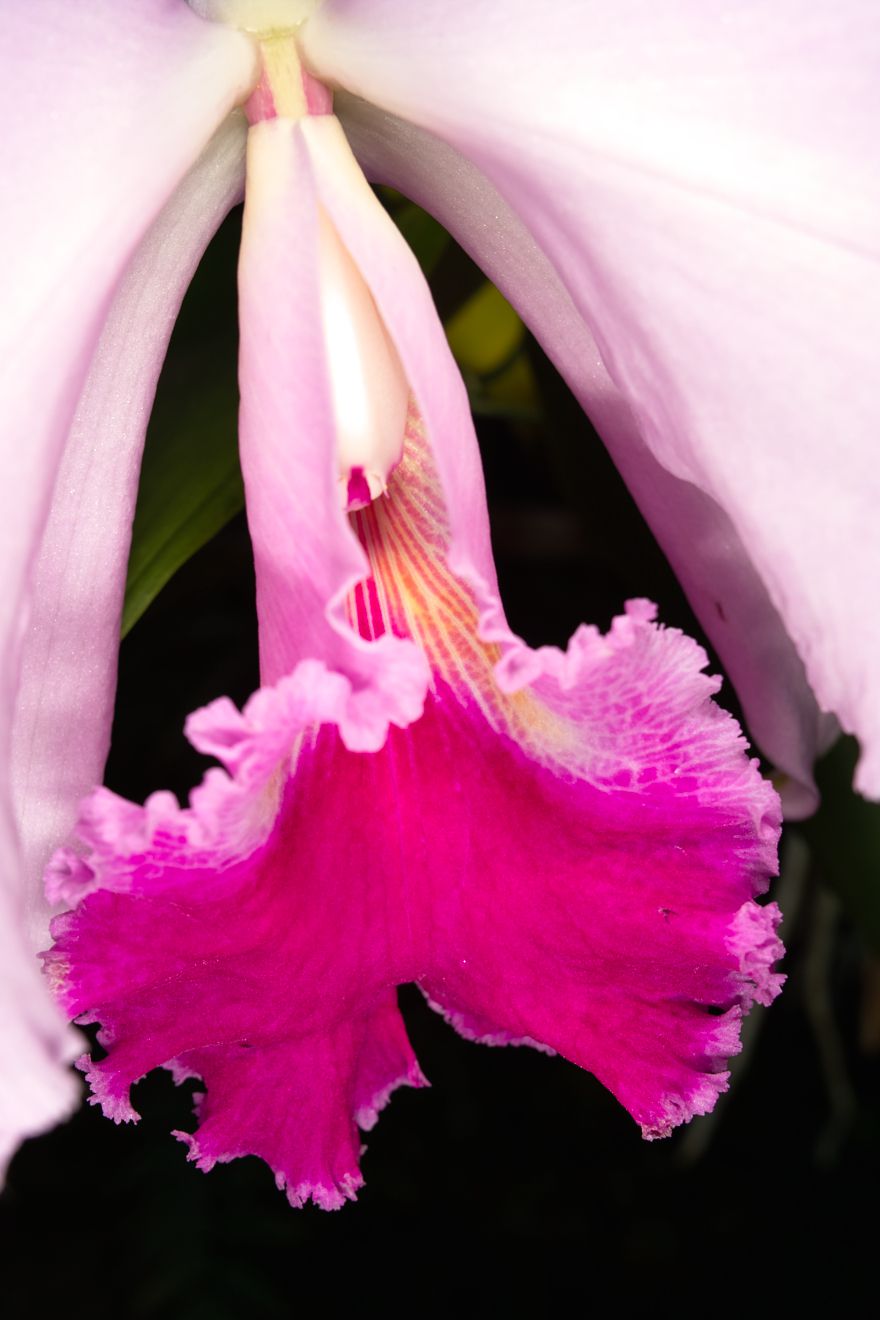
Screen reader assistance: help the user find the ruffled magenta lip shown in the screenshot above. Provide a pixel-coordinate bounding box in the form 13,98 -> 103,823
41,88 -> 781,1210
45,615 -> 782,1208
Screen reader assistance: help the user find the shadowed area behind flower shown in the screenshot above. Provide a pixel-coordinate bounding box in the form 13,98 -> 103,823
43,413 -> 782,1209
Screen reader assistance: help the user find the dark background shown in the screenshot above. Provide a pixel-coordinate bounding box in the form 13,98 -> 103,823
2,206 -> 878,1316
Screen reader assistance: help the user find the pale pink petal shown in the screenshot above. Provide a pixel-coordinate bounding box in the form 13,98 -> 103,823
237,116 -> 428,745
302,1 -> 880,793
44,80 -> 781,1204
12,115 -> 248,955
0,0 -> 255,1177
2,0 -> 255,728
47,424 -> 780,1204
0,877 -> 80,1179
336,95 -> 838,817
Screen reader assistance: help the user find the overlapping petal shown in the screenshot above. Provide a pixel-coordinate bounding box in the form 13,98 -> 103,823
47,420 -> 781,1207
12,114 -> 248,954
335,96 -> 839,817
0,0 -> 255,1178
302,0 -> 880,795
47,119 -> 782,1206
2,0 -> 255,731
237,114 -> 429,745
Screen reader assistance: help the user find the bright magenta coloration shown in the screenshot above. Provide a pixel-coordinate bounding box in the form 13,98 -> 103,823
44,36 -> 783,1203
46,420 -> 782,1208
3,0 -> 877,1184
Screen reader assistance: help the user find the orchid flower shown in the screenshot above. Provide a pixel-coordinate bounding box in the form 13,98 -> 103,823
2,0 -> 874,1201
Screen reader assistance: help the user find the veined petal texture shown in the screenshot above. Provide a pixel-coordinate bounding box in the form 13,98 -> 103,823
12,114 -> 248,954
303,0 -> 880,794
237,115 -> 429,744
336,95 -> 838,817
47,422 -> 782,1207
47,106 -> 782,1206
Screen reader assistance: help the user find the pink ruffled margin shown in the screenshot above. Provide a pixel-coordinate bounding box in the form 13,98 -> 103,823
42,85 -> 782,1207
45,592 -> 782,1202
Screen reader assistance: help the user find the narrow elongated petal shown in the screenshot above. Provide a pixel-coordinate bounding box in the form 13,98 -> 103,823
336,95 -> 838,816
0,0 -> 254,1176
303,0 -> 880,794
12,115 -> 248,954
237,115 -> 429,745
2,1 -> 255,731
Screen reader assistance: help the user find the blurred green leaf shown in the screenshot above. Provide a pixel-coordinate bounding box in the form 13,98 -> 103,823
122,210 -> 243,637
801,735 -> 880,953
390,200 -> 450,279
388,195 -> 538,418
122,381 -> 243,638
446,281 -> 539,420
446,281 -> 524,376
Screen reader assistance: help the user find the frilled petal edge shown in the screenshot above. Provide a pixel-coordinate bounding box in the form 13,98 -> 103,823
46,421 -> 782,1206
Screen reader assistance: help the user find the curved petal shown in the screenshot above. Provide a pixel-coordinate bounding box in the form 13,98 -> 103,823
0,0 -> 255,1177
12,114 -> 248,954
237,116 -> 429,747
335,94 -> 838,817
45,119 -> 780,1201
2,0 -> 256,717
302,1 -> 880,793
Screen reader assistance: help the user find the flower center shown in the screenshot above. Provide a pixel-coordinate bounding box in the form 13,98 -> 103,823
188,1 -> 322,32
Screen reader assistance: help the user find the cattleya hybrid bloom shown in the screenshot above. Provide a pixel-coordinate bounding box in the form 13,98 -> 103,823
2,0 -> 876,1199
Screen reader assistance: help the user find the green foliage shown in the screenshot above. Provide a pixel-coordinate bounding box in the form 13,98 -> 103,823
122,211 -> 243,637
122,380 -> 243,638
390,199 -> 450,279
801,735 -> 880,952
446,280 -> 538,420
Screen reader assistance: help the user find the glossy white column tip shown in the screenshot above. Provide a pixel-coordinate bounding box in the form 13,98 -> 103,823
317,210 -> 409,511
